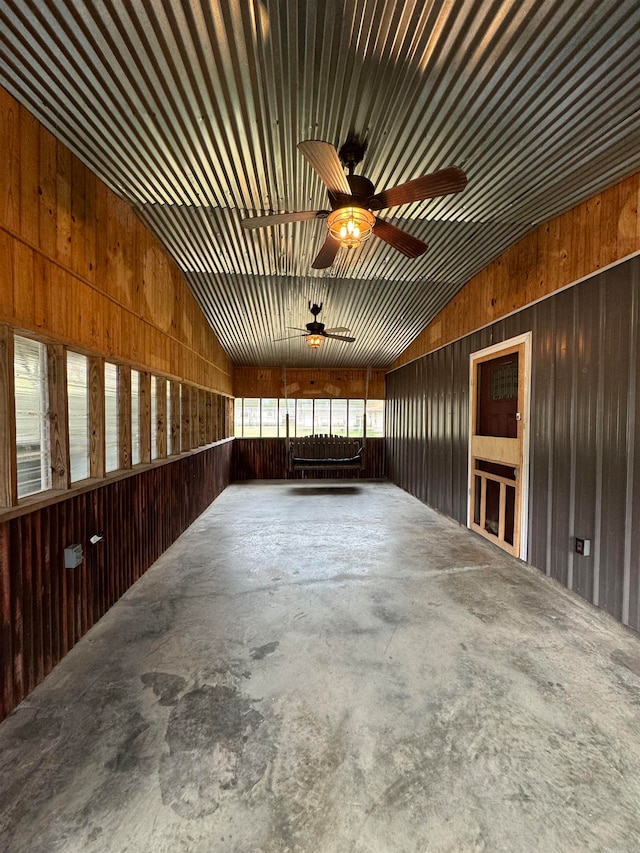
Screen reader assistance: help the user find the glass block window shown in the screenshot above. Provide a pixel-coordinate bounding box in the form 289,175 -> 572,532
151,375 -> 158,460
66,351 -> 89,482
104,362 -> 118,472
131,369 -> 140,465
14,335 -> 51,498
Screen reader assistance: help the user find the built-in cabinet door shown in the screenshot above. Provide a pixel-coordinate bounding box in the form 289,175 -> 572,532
469,333 -> 531,558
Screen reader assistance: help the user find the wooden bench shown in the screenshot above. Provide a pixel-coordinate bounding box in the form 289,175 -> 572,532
288,435 -> 364,472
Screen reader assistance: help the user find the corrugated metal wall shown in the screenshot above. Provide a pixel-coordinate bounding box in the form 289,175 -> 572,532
386,255 -> 640,630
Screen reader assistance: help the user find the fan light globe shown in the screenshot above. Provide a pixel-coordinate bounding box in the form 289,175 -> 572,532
306,333 -> 324,349
327,207 -> 375,249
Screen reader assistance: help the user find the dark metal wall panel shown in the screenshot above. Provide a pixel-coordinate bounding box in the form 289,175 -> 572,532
386,254 -> 640,630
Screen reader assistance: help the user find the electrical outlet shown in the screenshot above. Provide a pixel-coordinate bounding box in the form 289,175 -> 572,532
575,537 -> 591,557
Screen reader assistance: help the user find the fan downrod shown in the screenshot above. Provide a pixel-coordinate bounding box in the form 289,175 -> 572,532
338,140 -> 367,175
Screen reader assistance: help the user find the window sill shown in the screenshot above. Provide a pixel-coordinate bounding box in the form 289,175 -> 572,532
0,437 -> 233,523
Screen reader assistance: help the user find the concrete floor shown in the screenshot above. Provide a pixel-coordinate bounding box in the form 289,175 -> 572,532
2,482 -> 640,852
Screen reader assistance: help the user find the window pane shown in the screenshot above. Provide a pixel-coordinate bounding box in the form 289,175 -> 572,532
151,375 -> 158,460
67,351 -> 89,482
295,399 -> 313,436
166,380 -> 172,455
105,362 -> 118,472
348,399 -> 364,437
243,398 -> 260,437
330,399 -> 347,436
14,336 -> 51,498
131,369 -> 140,465
180,385 -> 185,451
234,398 -> 243,436
278,399 -> 295,437
314,399 -> 330,435
366,400 -> 385,437
261,398 -> 278,437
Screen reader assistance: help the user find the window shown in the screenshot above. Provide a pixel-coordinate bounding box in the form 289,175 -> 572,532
243,398 -> 260,437
166,380 -> 173,454
104,362 -> 118,472
14,335 -> 51,498
314,399 -> 330,435
295,399 -> 313,436
131,369 -> 140,465
67,351 -> 89,482
278,398 -> 295,437
348,399 -> 364,437
151,375 -> 158,460
261,398 -> 278,437
233,398 -> 385,437
366,399 -> 385,438
331,399 -> 347,436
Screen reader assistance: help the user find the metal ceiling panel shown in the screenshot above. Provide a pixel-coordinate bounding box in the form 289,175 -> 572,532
1,0 -> 639,367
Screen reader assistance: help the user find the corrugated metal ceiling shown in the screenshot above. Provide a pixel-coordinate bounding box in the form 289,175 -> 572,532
1,0 -> 639,367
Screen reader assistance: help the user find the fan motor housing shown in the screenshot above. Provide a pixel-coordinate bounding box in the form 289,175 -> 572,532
329,174 -> 375,210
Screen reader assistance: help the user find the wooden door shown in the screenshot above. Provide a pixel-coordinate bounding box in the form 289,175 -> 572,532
468,334 -> 531,557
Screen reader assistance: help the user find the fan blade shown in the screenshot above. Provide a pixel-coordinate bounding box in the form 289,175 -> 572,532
241,210 -> 320,228
273,333 -> 306,342
373,218 -> 428,258
287,327 -> 311,332
311,234 -> 341,269
324,333 -> 356,343
368,166 -> 467,211
323,326 -> 350,334
298,140 -> 351,195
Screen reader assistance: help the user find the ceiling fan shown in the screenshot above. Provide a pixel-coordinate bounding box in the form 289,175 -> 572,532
241,139 -> 467,269
275,302 -> 355,349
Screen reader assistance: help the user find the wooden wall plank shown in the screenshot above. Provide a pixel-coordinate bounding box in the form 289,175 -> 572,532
48,344 -> 71,490
139,371 -> 151,465
393,171 -> 640,369
0,88 -> 232,397
118,366 -> 131,470
89,356 -> 105,478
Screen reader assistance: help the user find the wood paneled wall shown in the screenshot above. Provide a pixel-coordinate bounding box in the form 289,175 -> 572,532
393,172 -> 640,369
233,367 -> 386,399
0,86 -> 232,395
232,437 -> 385,480
0,440 -> 232,723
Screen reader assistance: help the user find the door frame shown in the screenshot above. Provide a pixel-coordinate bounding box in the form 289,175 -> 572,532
467,332 -> 532,560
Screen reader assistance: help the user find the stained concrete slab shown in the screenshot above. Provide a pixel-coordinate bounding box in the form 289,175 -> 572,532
2,480 -> 640,852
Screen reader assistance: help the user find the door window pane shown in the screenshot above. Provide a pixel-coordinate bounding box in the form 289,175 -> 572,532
14,336 -> 51,498
477,353 -> 519,438
105,362 -> 118,472
131,369 -> 140,465
67,351 -> 89,482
